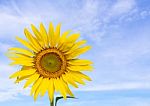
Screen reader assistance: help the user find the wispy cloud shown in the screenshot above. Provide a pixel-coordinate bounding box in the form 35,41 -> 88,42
109,0 -> 136,16
0,42 -> 13,54
78,82 -> 150,91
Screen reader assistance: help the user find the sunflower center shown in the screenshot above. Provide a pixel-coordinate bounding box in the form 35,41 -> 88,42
35,48 -> 67,78
41,53 -> 62,72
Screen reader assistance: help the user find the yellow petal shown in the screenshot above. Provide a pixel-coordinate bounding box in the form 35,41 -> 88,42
15,75 -> 31,83
12,53 -> 32,58
16,36 -> 38,53
40,78 -> 49,97
10,54 -> 33,61
15,66 -> 33,83
39,23 -> 49,48
31,24 -> 42,40
31,77 -> 43,95
48,22 -> 55,47
66,46 -> 91,59
53,23 -> 61,46
59,42 -> 74,52
34,77 -> 44,101
24,28 -> 43,51
66,33 -> 80,43
57,78 -> 67,99
10,60 -> 34,66
9,47 -> 34,57
59,33 -> 79,52
48,78 -> 54,102
63,83 -> 74,97
62,73 -> 78,88
57,30 -> 71,48
68,59 -> 93,66
10,69 -> 36,79
68,65 -> 93,71
31,24 -> 45,48
68,72 -> 85,85
10,54 -> 34,66
59,77 -> 74,97
70,71 -> 91,81
10,58 -> 33,63
24,73 -> 40,88
53,78 -> 59,92
65,40 -> 86,54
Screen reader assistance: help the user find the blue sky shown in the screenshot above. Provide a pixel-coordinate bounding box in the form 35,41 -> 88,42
0,0 -> 150,106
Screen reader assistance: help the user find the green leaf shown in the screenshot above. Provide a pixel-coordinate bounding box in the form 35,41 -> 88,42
55,96 -> 77,106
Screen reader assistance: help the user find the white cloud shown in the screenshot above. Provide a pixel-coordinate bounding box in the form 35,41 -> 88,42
0,42 -> 13,54
78,82 -> 150,91
100,26 -> 150,65
109,0 -> 136,16
0,11 -> 42,39
0,89 -> 19,102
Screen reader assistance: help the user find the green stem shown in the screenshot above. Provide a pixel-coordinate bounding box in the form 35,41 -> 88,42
50,100 -> 54,106
50,97 -> 54,106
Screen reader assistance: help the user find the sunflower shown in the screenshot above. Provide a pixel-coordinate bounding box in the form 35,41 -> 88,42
8,23 -> 93,102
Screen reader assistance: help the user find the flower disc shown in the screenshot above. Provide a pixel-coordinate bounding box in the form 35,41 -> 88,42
41,53 -> 62,72
35,48 -> 67,78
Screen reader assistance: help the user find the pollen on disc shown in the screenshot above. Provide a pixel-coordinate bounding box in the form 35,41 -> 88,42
40,53 -> 62,72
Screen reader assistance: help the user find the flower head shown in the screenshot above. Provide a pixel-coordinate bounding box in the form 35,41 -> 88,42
8,23 -> 93,102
